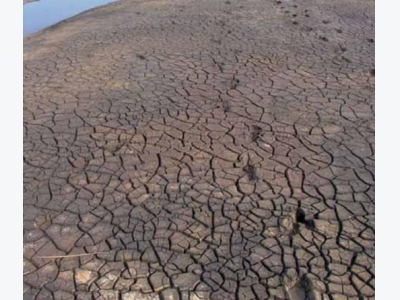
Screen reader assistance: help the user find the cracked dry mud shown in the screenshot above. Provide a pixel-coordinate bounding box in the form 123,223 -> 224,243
23,0 -> 375,299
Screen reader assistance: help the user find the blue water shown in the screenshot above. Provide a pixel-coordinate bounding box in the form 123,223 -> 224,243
24,0 -> 116,37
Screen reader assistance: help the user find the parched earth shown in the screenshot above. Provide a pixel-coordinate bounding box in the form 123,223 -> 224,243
23,0 -> 375,299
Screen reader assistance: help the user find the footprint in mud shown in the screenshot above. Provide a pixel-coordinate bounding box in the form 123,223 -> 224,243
283,269 -> 319,300
250,125 -> 263,142
370,68 -> 375,77
279,208 -> 316,237
230,78 -> 240,89
302,26 -> 313,32
222,100 -> 230,113
243,165 -> 257,181
319,36 -> 328,42
296,207 -> 315,230
295,207 -> 306,223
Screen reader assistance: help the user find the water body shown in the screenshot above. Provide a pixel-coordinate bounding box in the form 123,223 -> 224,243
24,0 -> 116,37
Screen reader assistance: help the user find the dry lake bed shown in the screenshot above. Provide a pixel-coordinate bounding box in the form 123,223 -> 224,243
23,0 -> 375,299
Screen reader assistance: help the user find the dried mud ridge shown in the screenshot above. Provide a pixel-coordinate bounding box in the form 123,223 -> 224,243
23,0 -> 375,299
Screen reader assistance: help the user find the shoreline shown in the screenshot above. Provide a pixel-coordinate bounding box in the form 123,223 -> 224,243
23,0 -> 118,37
23,0 -> 39,4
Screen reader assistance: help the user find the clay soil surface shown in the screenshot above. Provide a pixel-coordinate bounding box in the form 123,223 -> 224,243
23,0 -> 375,299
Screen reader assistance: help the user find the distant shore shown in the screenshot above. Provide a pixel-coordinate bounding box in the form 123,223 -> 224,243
24,0 -> 39,4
